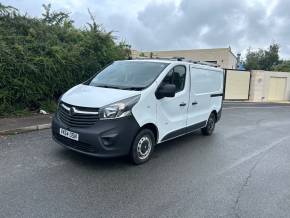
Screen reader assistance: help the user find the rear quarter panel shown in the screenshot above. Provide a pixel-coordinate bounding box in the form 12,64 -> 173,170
188,66 -> 223,124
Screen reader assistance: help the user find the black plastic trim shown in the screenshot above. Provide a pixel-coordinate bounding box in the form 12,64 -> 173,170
52,114 -> 140,157
216,108 -> 222,122
223,69 -> 227,100
210,93 -> 223,97
161,121 -> 207,142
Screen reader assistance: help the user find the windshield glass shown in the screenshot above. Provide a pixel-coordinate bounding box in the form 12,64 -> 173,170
88,61 -> 169,90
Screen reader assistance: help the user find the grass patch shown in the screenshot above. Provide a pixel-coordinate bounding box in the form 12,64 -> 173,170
0,100 -> 57,118
39,100 -> 58,113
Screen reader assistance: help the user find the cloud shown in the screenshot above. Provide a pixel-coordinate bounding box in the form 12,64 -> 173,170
132,0 -> 290,58
2,0 -> 290,58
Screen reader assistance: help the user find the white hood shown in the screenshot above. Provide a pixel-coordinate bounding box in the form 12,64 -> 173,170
61,84 -> 140,108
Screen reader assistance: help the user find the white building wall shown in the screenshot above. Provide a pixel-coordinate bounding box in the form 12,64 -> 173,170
250,70 -> 290,102
131,48 -> 237,69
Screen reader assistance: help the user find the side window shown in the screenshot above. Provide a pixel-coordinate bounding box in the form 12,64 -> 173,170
162,65 -> 186,92
162,69 -> 174,85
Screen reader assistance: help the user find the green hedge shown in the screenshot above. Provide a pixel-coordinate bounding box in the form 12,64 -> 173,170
0,4 -> 130,116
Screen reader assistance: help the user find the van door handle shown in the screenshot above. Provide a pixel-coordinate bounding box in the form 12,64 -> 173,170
179,102 -> 187,107
192,102 -> 198,105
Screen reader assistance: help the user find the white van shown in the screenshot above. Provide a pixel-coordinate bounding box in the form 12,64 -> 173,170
52,59 -> 224,164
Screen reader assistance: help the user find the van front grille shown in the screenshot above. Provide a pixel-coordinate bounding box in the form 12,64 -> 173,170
58,102 -> 99,127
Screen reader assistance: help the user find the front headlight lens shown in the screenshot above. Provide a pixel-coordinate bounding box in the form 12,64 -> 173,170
57,94 -> 63,111
99,95 -> 140,120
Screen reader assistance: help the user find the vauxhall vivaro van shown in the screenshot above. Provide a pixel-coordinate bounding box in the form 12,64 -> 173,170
52,59 -> 224,164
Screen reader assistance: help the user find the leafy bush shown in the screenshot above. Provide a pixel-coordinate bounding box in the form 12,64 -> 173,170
272,60 -> 290,72
0,4 -> 131,116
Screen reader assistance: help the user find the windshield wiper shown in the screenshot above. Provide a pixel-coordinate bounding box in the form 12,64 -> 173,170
121,87 -> 144,91
93,84 -> 143,91
95,84 -> 123,90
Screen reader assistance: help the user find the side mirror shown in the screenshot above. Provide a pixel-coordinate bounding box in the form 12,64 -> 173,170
156,84 -> 176,99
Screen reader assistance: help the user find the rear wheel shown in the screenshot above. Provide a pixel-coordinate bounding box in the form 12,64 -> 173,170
201,113 -> 216,136
130,129 -> 155,165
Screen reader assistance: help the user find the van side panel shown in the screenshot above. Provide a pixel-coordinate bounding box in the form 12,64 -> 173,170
132,64 -> 223,144
187,66 -> 223,127
131,81 -> 158,135
209,69 -> 224,117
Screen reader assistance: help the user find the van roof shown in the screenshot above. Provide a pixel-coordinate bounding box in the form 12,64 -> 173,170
121,59 -> 223,72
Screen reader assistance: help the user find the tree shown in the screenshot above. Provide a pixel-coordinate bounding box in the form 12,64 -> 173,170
42,4 -> 71,26
272,60 -> 290,72
245,43 -> 280,71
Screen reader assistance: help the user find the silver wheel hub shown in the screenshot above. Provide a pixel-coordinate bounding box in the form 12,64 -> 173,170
137,136 -> 152,160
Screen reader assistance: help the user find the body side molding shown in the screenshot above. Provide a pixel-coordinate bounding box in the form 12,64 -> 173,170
161,121 -> 207,142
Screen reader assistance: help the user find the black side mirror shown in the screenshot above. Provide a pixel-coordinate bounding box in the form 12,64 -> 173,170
156,84 -> 176,99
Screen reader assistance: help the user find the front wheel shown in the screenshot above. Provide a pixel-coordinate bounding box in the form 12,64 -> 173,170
130,129 -> 155,165
201,113 -> 216,136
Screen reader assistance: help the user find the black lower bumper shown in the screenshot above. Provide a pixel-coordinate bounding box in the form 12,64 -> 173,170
216,108 -> 222,122
52,114 -> 140,157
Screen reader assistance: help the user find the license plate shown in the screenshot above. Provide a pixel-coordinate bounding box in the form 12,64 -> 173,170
59,128 -> 79,141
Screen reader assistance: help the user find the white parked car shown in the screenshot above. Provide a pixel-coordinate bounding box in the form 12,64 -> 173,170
52,59 -> 224,164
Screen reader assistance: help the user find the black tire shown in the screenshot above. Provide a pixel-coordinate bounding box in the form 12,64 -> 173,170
130,129 -> 155,165
201,113 -> 216,136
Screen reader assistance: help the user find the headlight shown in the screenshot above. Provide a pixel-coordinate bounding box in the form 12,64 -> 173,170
57,95 -> 63,110
99,95 -> 141,120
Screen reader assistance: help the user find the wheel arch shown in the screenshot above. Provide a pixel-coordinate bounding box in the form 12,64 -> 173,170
211,110 -> 218,122
139,123 -> 159,143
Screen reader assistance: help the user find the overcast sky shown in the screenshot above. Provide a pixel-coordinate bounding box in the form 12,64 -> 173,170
2,0 -> 290,58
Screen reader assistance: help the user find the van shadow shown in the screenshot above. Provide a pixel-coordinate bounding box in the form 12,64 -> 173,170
56,148 -> 131,170
153,131 -> 205,156
54,130 -> 207,170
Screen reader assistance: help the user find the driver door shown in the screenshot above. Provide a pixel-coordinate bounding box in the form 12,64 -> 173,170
156,65 -> 189,141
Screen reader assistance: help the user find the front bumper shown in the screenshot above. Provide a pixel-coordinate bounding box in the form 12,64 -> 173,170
216,108 -> 222,122
52,114 -> 140,157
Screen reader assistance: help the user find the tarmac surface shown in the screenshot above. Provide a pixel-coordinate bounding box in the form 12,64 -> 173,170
0,103 -> 290,217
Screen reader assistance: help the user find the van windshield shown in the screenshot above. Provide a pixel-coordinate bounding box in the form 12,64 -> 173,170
88,61 -> 169,90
